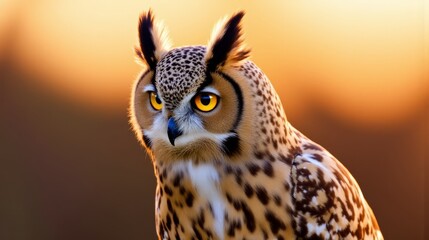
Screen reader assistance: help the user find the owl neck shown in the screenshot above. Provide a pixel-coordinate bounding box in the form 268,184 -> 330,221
237,61 -> 303,160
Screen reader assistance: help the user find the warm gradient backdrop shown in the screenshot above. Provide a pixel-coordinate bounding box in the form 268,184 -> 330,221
1,1 -> 427,239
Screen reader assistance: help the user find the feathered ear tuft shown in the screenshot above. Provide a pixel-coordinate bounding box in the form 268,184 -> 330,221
135,10 -> 171,69
205,11 -> 250,71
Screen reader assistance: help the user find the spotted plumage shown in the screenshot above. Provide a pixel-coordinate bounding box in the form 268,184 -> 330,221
130,10 -> 383,240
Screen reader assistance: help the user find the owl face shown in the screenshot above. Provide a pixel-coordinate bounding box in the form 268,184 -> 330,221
130,11 -> 254,164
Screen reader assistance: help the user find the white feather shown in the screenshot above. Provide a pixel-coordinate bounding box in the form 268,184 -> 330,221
307,222 -> 328,237
186,162 -> 225,239
152,20 -> 172,61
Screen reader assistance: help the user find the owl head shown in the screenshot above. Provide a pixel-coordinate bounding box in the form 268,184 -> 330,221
130,10 -> 274,164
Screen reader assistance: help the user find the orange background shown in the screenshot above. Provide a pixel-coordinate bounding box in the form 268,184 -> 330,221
0,1 -> 427,239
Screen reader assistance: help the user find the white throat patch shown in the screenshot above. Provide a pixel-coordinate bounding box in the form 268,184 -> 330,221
186,162 -> 225,239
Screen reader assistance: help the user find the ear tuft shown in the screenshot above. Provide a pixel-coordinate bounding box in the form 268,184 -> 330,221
136,10 -> 171,69
205,11 -> 250,71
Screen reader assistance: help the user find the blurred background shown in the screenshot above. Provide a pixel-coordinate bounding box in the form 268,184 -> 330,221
0,0 -> 427,239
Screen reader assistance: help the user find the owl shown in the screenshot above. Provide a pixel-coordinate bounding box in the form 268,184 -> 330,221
129,10 -> 383,240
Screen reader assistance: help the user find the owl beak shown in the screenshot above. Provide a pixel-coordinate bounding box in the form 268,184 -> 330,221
167,117 -> 182,146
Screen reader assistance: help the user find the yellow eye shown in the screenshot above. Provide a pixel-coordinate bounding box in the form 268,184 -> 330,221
194,92 -> 219,112
149,92 -> 163,111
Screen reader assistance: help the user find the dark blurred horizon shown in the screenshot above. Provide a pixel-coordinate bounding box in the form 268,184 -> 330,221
0,1 -> 427,239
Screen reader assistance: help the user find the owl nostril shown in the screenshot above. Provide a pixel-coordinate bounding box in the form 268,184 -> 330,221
167,117 -> 182,146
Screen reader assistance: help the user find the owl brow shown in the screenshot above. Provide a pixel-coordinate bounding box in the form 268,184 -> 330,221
199,86 -> 220,96
196,72 -> 214,93
143,84 -> 156,93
